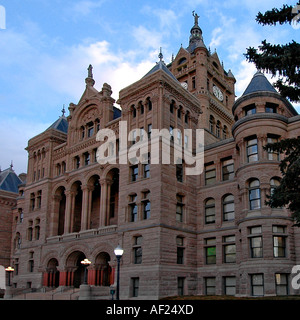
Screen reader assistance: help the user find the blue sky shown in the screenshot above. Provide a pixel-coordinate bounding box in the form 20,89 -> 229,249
0,0 -> 299,174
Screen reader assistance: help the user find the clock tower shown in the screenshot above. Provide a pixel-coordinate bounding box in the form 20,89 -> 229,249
168,12 -> 236,144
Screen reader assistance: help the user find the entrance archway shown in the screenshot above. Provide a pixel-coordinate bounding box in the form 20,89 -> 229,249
66,251 -> 86,288
95,252 -> 111,286
46,258 -> 60,287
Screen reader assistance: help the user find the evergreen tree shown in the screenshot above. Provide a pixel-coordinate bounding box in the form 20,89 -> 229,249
264,139 -> 300,226
246,3 -> 300,225
245,1 -> 300,102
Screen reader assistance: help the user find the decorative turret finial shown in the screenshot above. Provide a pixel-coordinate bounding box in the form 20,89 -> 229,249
87,64 -> 93,78
158,47 -> 163,62
10,160 -> 13,170
61,104 -> 66,117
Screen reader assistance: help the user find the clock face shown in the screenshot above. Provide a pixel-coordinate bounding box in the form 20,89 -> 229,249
181,82 -> 188,90
213,85 -> 223,101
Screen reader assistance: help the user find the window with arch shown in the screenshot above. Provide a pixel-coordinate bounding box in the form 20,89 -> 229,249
209,115 -> 215,134
146,97 -> 152,111
270,177 -> 281,195
131,105 -> 136,118
267,135 -> 280,160
15,233 -> 21,250
249,179 -> 261,210
223,194 -> 235,221
27,220 -> 33,241
223,125 -> 228,139
216,120 -> 221,138
170,100 -> 175,114
246,136 -> 258,162
205,198 -> 215,224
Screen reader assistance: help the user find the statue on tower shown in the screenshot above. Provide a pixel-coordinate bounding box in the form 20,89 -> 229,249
192,11 -> 199,25
87,64 -> 93,78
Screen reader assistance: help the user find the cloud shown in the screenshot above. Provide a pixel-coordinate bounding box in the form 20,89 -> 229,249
70,0 -> 106,18
0,118 -> 52,174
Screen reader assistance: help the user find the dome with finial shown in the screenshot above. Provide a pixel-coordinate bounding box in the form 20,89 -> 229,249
187,11 -> 206,53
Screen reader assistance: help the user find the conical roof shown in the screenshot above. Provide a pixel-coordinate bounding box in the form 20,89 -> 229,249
0,167 -> 23,193
46,116 -> 68,134
242,71 -> 277,96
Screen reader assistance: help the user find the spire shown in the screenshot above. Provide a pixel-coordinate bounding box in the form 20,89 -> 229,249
61,104 -> 66,117
158,47 -> 163,62
10,160 -> 13,170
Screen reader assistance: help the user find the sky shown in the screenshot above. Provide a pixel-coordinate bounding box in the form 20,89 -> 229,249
0,0 -> 299,174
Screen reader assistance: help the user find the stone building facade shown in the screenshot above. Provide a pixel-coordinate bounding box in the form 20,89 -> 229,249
6,15 -> 300,299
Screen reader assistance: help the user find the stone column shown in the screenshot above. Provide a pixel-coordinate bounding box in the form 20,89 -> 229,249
64,191 -> 73,234
81,185 -> 93,231
99,179 -> 107,227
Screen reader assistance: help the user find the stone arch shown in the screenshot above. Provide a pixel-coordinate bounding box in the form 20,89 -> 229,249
65,250 -> 87,288
94,252 -> 112,286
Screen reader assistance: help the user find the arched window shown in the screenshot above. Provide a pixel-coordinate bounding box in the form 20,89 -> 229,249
209,115 -> 215,134
223,194 -> 235,221
223,125 -> 228,139
249,179 -> 261,210
170,100 -> 175,114
131,105 -> 136,118
177,106 -> 183,119
146,97 -> 152,111
205,198 -> 215,224
216,120 -> 221,138
270,178 -> 281,195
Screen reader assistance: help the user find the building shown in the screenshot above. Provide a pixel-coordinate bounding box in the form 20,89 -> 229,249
5,14 -> 300,299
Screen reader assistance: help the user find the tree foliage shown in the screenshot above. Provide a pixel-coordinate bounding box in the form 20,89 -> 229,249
245,2 -> 300,102
264,138 -> 300,226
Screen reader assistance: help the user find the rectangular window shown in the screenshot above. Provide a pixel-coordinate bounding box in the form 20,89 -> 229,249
176,195 -> 184,222
222,158 -> 234,181
205,238 -> 216,264
273,236 -> 286,257
176,164 -> 183,182
142,200 -> 151,220
223,236 -> 236,263
130,204 -> 137,222
131,165 -> 138,182
224,277 -> 236,296
132,278 -> 139,297
87,122 -> 94,137
251,274 -> 264,296
244,104 -> 256,116
133,236 -> 142,264
205,163 -> 216,185
205,277 -> 216,295
247,137 -> 258,162
249,227 -> 263,258
84,152 -> 90,166
178,277 -> 185,296
177,237 -> 184,264
275,274 -> 288,295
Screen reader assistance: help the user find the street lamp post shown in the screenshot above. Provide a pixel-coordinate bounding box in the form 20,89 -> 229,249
80,258 -> 91,285
5,266 -> 14,287
114,244 -> 124,300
